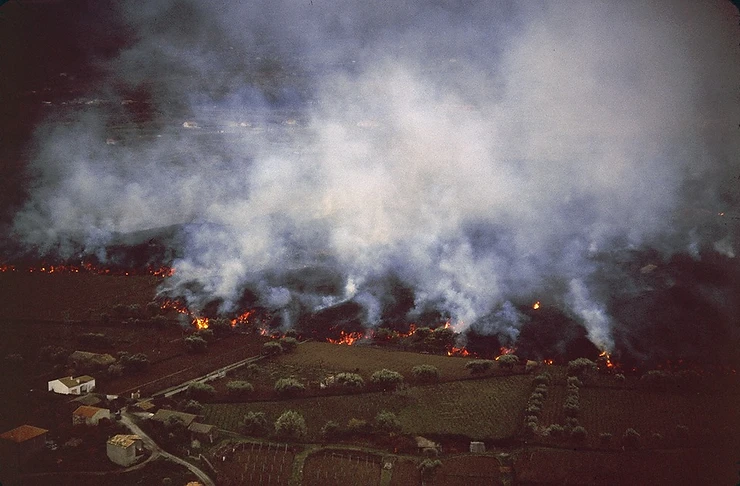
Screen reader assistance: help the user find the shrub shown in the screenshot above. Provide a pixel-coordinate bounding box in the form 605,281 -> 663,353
246,363 -> 260,376
411,365 -> 440,383
196,329 -> 215,342
571,426 -> 588,441
182,400 -> 203,414
279,337 -> 298,353
107,363 -> 125,378
375,411 -> 402,434
120,353 -> 150,373
413,327 -> 432,342
274,378 -> 306,397
335,372 -> 365,390
373,327 -> 398,343
262,341 -> 283,357
226,380 -> 254,398
241,411 -> 270,437
370,369 -> 404,391
623,428 -> 641,448
184,335 -> 208,354
497,354 -> 519,370
615,373 -> 626,385
465,360 -> 494,375
526,403 -> 542,414
320,420 -> 341,440
274,410 -> 307,440
283,329 -> 298,339
567,358 -> 597,377
599,432 -> 613,444
186,382 -> 216,401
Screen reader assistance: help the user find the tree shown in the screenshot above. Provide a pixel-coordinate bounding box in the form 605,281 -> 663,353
209,317 -> 233,337
335,372 -> 365,390
427,326 -> 456,351
370,369 -> 404,391
320,420 -> 341,440
567,358 -> 597,377
226,380 -> 254,399
375,411 -> 402,434
411,365 -> 440,383
497,354 -> 519,370
182,399 -> 203,414
545,424 -> 565,438
274,378 -> 306,397
465,359 -> 494,375
274,410 -> 307,440
279,337 -> 298,353
184,335 -> 208,353
120,353 -> 150,373
187,382 -> 216,401
262,341 -> 283,357
241,411 -> 270,437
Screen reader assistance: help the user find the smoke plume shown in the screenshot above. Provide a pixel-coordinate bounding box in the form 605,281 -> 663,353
6,0 -> 740,362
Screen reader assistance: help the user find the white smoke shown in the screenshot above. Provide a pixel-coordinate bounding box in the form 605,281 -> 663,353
9,0 -> 740,350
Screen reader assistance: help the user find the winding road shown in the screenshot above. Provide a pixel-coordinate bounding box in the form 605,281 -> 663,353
120,411 -> 216,486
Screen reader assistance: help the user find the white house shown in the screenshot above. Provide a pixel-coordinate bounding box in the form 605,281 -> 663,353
47,375 -> 95,395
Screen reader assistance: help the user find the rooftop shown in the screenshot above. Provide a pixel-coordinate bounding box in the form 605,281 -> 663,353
188,422 -> 215,434
107,434 -> 141,448
0,425 -> 48,443
151,409 -> 197,427
72,405 -> 107,418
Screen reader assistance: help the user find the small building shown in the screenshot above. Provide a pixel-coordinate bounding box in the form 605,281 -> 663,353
72,393 -> 104,407
188,422 -> 218,444
151,409 -> 197,428
106,434 -> 143,467
0,425 -> 48,467
133,400 -> 156,413
469,441 -> 486,453
72,405 -> 110,426
48,375 -> 95,395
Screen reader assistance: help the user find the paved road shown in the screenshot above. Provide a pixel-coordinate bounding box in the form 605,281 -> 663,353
121,411 -> 216,486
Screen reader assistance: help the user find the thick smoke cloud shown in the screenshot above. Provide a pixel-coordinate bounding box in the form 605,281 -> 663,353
8,1 -> 740,358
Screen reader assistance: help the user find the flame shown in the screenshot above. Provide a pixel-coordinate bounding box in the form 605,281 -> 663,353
498,346 -> 517,357
543,359 -> 554,365
193,316 -> 209,329
446,346 -> 471,357
599,350 -> 615,369
532,301 -> 540,310
327,331 -> 364,345
230,310 -> 253,327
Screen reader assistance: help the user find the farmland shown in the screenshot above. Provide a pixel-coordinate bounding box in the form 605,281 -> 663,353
0,271 -> 738,484
203,373 -> 530,441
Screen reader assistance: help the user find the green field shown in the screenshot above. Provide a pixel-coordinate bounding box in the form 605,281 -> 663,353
204,374 -> 530,441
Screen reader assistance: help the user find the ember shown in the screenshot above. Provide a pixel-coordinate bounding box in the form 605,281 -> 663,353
532,301 -> 540,310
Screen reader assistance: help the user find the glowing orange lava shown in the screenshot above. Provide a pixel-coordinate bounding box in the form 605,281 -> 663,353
327,331 -> 364,345
446,347 -> 471,357
0,263 -> 174,277
599,350 -> 615,369
532,301 -> 540,310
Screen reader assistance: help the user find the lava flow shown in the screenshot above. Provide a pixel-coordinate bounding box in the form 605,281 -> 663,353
0,262 -> 174,277
327,331 -> 365,345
